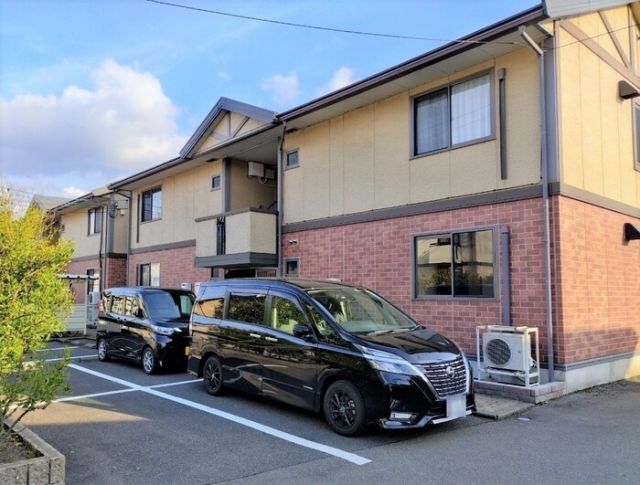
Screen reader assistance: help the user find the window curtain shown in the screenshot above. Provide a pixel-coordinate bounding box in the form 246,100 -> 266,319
416,88 -> 449,154
451,74 -> 490,145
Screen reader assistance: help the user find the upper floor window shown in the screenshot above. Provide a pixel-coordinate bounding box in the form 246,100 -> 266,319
414,73 -> 492,156
211,175 -> 221,190
88,207 -> 102,235
141,187 -> 162,222
415,228 -> 495,298
286,149 -> 299,168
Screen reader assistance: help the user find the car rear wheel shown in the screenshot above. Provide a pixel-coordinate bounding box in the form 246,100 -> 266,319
323,380 -> 366,436
97,338 -> 111,362
142,347 -> 159,375
203,356 -> 224,396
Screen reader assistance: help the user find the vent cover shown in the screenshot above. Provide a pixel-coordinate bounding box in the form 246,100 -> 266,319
482,331 -> 532,372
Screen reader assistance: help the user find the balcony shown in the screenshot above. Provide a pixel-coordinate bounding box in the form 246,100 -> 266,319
194,208 -> 277,268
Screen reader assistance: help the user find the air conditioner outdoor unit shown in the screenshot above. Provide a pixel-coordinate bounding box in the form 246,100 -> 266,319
248,161 -> 265,178
87,291 -> 101,305
482,329 -> 532,372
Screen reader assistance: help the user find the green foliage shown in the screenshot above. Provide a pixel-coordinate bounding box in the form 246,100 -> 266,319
0,195 -> 74,431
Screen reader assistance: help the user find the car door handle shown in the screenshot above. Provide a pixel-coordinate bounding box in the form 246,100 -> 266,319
249,333 -> 262,339
264,337 -> 278,343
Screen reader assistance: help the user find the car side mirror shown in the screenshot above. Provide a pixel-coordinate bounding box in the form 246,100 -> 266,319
293,323 -> 314,340
135,309 -> 144,319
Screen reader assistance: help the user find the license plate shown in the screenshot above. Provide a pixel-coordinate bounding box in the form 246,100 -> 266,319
446,394 -> 466,419
184,346 -> 190,356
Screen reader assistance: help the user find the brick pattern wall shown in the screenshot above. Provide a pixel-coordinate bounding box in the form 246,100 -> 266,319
127,245 -> 211,289
66,259 -> 99,303
554,196 -> 640,364
106,257 -> 127,288
283,198 -> 548,356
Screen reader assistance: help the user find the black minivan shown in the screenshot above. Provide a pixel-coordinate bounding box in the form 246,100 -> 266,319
188,279 -> 475,435
97,287 -> 195,374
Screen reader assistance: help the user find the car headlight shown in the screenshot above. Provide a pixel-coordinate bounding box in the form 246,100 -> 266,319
151,325 -> 177,336
355,345 -> 422,377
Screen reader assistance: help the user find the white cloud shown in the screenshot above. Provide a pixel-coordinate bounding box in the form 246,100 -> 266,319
261,73 -> 300,107
62,186 -> 86,198
316,66 -> 356,96
0,59 -> 187,196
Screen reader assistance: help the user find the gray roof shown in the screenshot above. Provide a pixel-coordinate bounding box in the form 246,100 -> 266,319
30,194 -> 71,211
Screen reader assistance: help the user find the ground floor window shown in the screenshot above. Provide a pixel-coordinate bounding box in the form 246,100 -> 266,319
415,228 -> 495,298
139,263 -> 160,287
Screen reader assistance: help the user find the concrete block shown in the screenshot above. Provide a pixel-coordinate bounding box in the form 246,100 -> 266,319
49,457 -> 65,485
0,463 -> 28,485
27,460 -> 50,485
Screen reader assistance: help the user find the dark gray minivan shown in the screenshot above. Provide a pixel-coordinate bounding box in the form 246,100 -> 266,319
97,287 -> 195,374
188,279 -> 475,435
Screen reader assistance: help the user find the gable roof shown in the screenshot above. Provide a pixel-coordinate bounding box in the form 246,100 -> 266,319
30,194 -> 70,211
179,97 -> 276,159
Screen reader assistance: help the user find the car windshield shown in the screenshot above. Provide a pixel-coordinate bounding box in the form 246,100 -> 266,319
145,292 -> 194,320
307,287 -> 417,335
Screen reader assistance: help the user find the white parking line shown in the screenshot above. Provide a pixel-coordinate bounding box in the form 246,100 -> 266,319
67,363 -> 371,466
150,379 -> 200,389
41,355 -> 99,363
37,346 -> 79,352
55,388 -> 137,403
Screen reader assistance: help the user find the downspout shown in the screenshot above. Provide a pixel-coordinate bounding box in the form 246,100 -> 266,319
276,122 -> 287,276
519,25 -> 555,382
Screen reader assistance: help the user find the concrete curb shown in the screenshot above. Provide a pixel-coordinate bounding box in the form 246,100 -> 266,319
1,417 -> 65,485
474,394 -> 534,420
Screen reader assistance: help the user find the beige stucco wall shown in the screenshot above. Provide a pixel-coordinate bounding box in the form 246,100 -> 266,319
111,194 -> 129,253
556,6 -> 640,208
131,161 -> 223,249
226,211 -> 276,254
283,48 -> 542,224
229,160 -> 277,211
61,209 -> 102,258
196,114 -> 269,156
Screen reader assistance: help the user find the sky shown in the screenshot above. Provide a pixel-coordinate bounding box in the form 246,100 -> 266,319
0,0 -> 538,200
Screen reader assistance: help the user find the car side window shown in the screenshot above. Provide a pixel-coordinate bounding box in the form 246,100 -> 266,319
227,293 -> 266,325
111,295 -> 125,315
269,296 -> 306,335
194,286 -> 225,319
100,293 -> 111,312
306,304 -> 342,345
129,297 -> 142,318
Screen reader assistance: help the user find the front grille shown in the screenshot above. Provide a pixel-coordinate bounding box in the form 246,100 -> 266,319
419,357 -> 467,398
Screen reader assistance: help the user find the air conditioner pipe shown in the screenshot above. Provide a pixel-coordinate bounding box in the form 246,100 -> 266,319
519,25 -> 555,383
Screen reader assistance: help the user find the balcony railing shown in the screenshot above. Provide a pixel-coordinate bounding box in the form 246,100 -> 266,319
195,208 -> 277,268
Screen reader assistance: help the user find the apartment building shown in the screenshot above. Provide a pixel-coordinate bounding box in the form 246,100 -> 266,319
53,1 -> 640,392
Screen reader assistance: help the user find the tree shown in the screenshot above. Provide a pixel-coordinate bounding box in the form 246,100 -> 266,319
0,195 -> 74,432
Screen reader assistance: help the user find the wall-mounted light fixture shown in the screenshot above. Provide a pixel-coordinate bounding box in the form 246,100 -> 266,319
288,239 -> 298,245
618,80 -> 640,100
624,222 -> 640,242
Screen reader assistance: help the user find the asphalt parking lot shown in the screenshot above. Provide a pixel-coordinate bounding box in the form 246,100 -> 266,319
21,342 -> 640,485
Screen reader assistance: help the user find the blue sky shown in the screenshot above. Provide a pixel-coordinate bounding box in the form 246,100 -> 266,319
0,0 -> 537,199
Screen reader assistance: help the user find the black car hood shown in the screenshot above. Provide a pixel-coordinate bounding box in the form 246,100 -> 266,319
355,326 -> 462,363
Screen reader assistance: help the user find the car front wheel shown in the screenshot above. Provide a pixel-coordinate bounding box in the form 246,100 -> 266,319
97,338 -> 111,362
323,380 -> 366,436
142,347 -> 159,375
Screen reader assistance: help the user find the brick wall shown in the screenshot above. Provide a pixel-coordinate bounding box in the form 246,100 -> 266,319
66,259 -> 100,303
105,257 -> 127,288
554,196 -> 640,364
283,197 -> 548,356
127,244 -> 211,289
